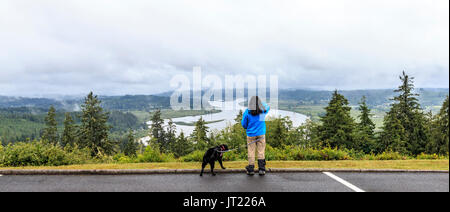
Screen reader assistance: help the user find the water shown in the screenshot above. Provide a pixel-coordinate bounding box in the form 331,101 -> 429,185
141,99 -> 308,142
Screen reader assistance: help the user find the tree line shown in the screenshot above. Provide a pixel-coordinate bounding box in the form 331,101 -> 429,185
7,71 -> 448,159
147,71 -> 448,157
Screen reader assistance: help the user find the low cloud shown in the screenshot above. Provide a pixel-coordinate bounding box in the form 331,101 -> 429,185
0,0 -> 448,97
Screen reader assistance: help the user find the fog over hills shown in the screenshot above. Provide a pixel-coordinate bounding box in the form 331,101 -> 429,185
1,88 -> 448,111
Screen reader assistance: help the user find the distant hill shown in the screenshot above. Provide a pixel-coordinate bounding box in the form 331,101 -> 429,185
279,88 -> 449,107
99,95 -> 170,111
1,88 -> 448,111
0,95 -> 170,111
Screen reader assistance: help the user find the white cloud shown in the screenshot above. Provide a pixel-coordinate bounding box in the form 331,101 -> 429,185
0,0 -> 448,97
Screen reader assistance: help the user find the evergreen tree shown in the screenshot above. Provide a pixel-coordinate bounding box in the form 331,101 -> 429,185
318,90 -> 356,149
355,96 -> 376,153
78,92 -> 115,156
123,130 -> 138,157
216,111 -> 247,153
149,109 -> 166,151
427,96 -> 449,155
61,112 -> 76,147
192,117 -> 209,150
165,119 -> 177,153
266,116 -> 292,148
42,106 -> 59,144
380,71 -> 428,155
235,110 -> 243,123
171,131 -> 193,158
295,119 -> 322,148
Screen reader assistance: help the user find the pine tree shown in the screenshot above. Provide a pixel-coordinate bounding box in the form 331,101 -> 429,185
319,90 -> 356,149
78,92 -> 115,156
171,131 -> 193,158
380,71 -> 428,155
266,116 -> 292,148
319,90 -> 355,149
235,110 -> 243,123
61,112 -> 76,147
165,119 -> 177,153
149,109 -> 166,151
42,106 -> 59,144
380,107 -> 407,153
355,96 -> 376,153
123,130 -> 137,157
192,117 -> 209,150
427,96 -> 449,155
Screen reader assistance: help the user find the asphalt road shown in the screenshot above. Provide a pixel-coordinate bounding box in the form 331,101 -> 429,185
0,172 -> 448,192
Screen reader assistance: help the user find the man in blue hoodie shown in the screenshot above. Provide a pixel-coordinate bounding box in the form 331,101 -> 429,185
241,96 -> 270,176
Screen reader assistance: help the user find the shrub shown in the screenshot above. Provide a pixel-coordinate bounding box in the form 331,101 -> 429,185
0,140 -> 94,167
113,153 -> 135,163
320,147 -> 351,160
180,150 -> 204,162
416,153 -> 448,160
136,146 -> 175,163
364,151 -> 409,160
222,150 -> 246,161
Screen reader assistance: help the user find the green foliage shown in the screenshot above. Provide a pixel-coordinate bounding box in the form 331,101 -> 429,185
108,111 -> 143,132
363,151 -> 408,160
41,106 -> 59,144
318,90 -> 356,149
78,92 -> 115,156
354,96 -> 377,153
61,112 -> 76,147
0,140 -> 94,167
136,146 -> 175,163
123,130 -> 138,157
379,71 -> 429,155
180,150 -> 205,162
149,109 -> 166,152
0,107 -> 142,144
191,117 -> 210,150
265,145 -> 351,161
170,132 -> 194,158
278,88 -> 448,108
113,145 -> 176,163
99,95 -> 170,111
416,152 -> 448,160
427,96 -> 449,155
265,116 -> 292,148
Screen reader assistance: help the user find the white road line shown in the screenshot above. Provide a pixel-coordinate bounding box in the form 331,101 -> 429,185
323,172 -> 365,192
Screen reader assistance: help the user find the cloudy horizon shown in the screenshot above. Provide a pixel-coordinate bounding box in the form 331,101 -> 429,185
1,0 -> 448,97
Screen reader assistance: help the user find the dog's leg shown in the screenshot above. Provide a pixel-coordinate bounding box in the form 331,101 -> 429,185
218,158 -> 226,169
210,162 -> 216,176
200,162 -> 207,176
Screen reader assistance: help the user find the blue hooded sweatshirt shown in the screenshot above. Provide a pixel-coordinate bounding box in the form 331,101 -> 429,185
241,102 -> 270,137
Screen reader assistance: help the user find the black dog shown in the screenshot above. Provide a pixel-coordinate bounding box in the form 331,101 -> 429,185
200,144 -> 229,176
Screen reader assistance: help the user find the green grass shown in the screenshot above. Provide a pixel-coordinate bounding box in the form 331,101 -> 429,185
2,160 -> 448,171
279,102 -> 326,122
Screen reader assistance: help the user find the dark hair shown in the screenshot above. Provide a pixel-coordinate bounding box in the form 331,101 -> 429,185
248,96 -> 267,116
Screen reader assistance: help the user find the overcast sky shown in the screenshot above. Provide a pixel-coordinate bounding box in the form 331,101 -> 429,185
0,0 -> 448,97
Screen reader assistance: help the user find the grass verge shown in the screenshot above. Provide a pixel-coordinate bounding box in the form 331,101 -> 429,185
1,160 -> 448,171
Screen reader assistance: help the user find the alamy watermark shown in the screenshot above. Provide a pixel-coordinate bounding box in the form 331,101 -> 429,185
169,66 -> 278,115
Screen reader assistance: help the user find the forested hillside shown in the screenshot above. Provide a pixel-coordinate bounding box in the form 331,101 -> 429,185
279,88 -> 449,107
0,95 -> 170,111
0,107 -> 144,144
